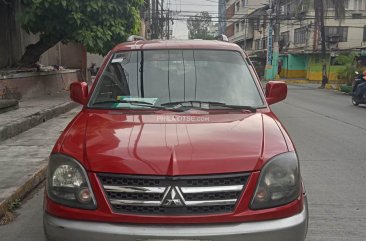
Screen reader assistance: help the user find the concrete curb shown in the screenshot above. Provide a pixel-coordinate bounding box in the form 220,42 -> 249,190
285,79 -> 321,85
0,162 -> 48,219
283,79 -> 343,86
0,101 -> 77,142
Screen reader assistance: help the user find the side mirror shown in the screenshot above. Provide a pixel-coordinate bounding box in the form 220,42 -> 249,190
265,81 -> 287,105
70,82 -> 88,105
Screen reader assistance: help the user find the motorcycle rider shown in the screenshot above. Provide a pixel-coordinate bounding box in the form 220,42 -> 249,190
353,70 -> 366,102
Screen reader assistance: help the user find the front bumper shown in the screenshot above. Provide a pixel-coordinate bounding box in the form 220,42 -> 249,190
44,198 -> 308,241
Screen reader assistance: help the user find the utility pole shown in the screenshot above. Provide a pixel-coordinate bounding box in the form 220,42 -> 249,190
151,0 -> 156,39
218,0 -> 227,36
265,0 -> 281,80
317,0 -> 328,88
156,0 -> 160,38
160,0 -> 164,39
264,0 -> 274,80
167,10 -> 170,39
243,19 -> 247,50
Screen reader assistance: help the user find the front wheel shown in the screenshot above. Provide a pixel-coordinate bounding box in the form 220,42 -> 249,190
352,96 -> 359,106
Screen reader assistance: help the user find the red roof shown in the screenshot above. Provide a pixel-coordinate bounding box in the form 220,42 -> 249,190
112,40 -> 243,52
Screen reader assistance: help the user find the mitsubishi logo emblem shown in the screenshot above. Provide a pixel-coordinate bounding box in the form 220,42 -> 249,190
162,186 -> 185,207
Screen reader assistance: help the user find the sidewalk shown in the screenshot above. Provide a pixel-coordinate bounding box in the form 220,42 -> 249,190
0,94 -> 80,219
0,93 -> 77,142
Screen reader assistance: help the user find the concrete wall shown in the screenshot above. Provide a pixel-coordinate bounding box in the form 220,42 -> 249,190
87,53 -> 105,69
0,71 -> 82,100
306,55 -> 345,82
280,54 -> 308,78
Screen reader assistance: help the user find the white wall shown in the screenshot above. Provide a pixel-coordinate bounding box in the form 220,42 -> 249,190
87,53 -> 105,69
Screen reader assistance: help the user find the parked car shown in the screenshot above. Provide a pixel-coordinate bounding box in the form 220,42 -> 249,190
44,37 -> 308,241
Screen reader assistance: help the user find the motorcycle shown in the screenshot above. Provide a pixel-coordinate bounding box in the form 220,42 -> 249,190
352,71 -> 366,106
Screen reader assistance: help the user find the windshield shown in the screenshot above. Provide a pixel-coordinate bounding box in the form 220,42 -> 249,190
89,50 -> 264,110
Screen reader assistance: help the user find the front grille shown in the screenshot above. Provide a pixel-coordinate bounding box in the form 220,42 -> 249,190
98,173 -> 250,215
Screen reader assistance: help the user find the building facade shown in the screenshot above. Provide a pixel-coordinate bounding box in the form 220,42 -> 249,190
225,0 -> 268,49
226,0 -> 366,81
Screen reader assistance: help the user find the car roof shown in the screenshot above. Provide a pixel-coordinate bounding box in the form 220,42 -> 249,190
111,40 -> 245,53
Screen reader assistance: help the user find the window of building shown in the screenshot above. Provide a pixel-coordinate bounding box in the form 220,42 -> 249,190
352,13 -> 362,18
284,4 -> 290,16
324,26 -> 348,42
281,31 -> 290,43
245,40 -> 253,50
253,19 -> 260,31
241,0 -> 247,7
327,0 -> 349,9
294,27 -> 307,44
345,0 -> 350,9
282,2 -> 296,16
236,1 -> 240,12
255,38 -> 267,50
255,39 -> 260,50
235,22 -> 240,32
262,37 -> 268,50
352,0 -> 366,10
241,20 -> 245,31
280,31 -> 290,47
363,26 -> 366,41
326,1 -> 335,9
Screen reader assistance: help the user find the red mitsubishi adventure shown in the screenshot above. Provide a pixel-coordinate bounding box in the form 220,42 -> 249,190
44,38 -> 308,241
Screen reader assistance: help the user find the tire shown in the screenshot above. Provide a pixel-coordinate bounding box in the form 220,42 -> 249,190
352,96 -> 359,106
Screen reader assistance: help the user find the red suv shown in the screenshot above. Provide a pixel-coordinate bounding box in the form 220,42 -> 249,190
44,38 -> 308,241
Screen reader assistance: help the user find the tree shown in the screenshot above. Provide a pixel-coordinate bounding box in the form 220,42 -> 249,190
297,0 -> 346,88
186,11 -> 215,40
18,0 -> 143,67
335,53 -> 357,85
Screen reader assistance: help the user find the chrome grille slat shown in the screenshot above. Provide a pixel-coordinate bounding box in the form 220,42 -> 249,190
98,173 -> 249,215
184,199 -> 237,206
110,199 -> 161,206
180,185 -> 243,194
104,185 -> 166,193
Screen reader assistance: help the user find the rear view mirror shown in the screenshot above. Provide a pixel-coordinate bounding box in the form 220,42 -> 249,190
70,82 -> 88,105
265,81 -> 287,105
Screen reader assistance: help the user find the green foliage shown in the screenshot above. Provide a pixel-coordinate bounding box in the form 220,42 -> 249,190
335,53 -> 357,84
19,0 -> 143,55
187,11 -> 216,40
7,199 -> 21,212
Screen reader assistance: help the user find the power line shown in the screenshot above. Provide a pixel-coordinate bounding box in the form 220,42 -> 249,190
168,14 -> 366,21
150,10 -> 366,21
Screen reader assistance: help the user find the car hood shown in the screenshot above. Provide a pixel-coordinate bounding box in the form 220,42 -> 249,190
60,110 -> 289,175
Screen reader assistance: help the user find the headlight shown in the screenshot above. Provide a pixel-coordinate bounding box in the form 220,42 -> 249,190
46,154 -> 96,209
250,152 -> 301,210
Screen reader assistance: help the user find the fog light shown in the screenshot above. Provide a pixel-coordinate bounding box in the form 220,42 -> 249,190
77,188 -> 92,203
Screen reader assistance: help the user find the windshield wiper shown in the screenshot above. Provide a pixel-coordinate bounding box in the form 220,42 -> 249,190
161,100 -> 256,113
92,100 -> 184,111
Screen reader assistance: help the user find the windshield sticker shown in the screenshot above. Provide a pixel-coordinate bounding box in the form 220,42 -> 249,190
116,96 -> 158,105
111,58 -> 124,63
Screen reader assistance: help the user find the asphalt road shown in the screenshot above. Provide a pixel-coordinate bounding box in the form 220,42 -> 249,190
272,85 -> 366,241
0,85 -> 365,241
